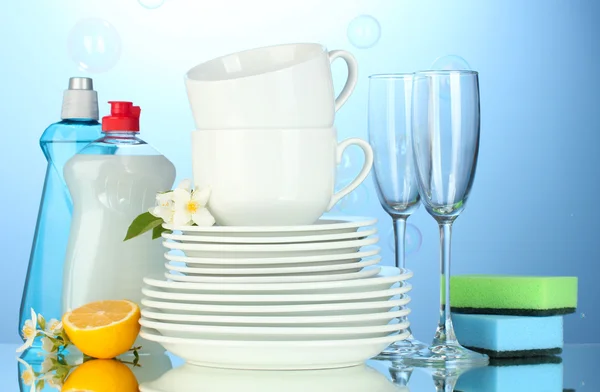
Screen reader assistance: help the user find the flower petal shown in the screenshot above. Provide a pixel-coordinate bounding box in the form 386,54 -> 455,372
173,188 -> 191,206
177,179 -> 192,191
192,187 -> 211,207
156,191 -> 174,206
150,206 -> 173,222
173,210 -> 192,227
16,339 -> 33,353
16,357 -> 31,368
192,208 -> 216,227
30,309 -> 37,329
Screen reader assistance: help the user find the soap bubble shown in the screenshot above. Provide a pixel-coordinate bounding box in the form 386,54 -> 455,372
430,55 -> 472,71
347,15 -> 381,49
67,18 -> 122,73
387,223 -> 423,256
138,0 -> 165,9
429,55 -> 471,99
331,184 -> 370,214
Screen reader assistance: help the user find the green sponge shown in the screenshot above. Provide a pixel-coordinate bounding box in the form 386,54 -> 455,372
446,275 -> 577,316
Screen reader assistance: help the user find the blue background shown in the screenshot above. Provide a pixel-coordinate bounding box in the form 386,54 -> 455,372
2,0 -> 598,343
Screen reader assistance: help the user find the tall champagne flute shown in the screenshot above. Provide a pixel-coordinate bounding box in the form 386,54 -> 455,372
407,70 -> 488,366
368,74 -> 426,358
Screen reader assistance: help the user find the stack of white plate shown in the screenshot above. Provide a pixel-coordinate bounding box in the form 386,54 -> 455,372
140,216 -> 413,370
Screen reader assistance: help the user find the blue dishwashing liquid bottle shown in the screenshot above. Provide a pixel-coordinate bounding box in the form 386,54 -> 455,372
19,77 -> 102,341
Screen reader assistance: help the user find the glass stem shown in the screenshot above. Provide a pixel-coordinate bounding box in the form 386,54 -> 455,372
393,218 -> 407,269
432,222 -> 458,346
393,217 -> 415,338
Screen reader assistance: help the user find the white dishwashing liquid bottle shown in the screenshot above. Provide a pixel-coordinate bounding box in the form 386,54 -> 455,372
62,101 -> 175,312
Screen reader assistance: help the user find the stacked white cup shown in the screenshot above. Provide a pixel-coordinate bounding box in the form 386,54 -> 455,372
186,43 -> 374,226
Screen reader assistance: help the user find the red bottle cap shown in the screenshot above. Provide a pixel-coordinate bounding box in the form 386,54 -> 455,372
102,101 -> 141,132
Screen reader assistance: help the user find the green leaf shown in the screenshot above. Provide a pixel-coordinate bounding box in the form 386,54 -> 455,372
124,212 -> 164,241
152,225 -> 172,240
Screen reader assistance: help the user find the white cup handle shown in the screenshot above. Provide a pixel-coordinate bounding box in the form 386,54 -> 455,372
327,138 -> 374,211
328,50 -> 358,112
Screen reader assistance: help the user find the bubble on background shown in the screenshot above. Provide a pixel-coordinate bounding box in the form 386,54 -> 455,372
430,55 -> 472,71
387,223 -> 423,256
347,15 -> 381,49
67,18 -> 122,73
331,183 -> 370,214
429,55 -> 471,100
138,0 -> 165,9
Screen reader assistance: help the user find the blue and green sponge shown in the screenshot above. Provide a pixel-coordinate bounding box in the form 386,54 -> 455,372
448,275 -> 578,316
448,275 -> 577,358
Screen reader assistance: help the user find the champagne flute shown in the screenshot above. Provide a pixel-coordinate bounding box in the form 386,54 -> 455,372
368,73 -> 427,358
407,70 -> 488,366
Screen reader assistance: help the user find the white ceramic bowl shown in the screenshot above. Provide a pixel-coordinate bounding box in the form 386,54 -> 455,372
139,318 -> 408,340
165,256 -> 381,276
164,247 -> 380,268
140,297 -> 410,317
141,285 -> 411,305
140,308 -> 410,327
140,328 -> 410,370
162,228 -> 377,244
163,237 -> 378,259
164,267 -> 381,283
163,216 -> 376,237
144,267 -> 412,294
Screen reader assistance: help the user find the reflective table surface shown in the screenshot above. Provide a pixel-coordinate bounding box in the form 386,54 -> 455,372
4,343 -> 598,391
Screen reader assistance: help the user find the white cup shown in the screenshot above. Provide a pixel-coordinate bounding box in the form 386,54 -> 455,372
185,43 -> 358,129
192,128 -> 373,226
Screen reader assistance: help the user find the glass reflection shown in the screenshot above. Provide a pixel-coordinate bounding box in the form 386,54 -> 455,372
139,363 -> 407,392
17,348 -> 172,391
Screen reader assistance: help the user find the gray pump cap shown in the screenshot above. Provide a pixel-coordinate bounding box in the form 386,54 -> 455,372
61,77 -> 99,120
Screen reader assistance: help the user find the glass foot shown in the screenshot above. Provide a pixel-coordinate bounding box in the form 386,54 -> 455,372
402,343 -> 489,368
374,333 -> 429,360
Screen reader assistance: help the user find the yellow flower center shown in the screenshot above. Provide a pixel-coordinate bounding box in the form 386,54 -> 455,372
22,324 -> 36,340
22,368 -> 35,385
186,200 -> 199,214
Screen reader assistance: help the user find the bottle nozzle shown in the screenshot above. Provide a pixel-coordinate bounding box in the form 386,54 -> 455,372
61,77 -> 99,120
68,77 -> 94,90
102,101 -> 141,132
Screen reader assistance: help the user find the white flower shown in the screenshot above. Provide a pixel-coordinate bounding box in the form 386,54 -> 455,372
17,357 -> 37,392
17,309 -> 38,353
45,373 -> 63,389
41,337 -> 55,353
172,186 -> 215,227
46,319 -> 62,335
41,355 -> 55,373
150,191 -> 175,222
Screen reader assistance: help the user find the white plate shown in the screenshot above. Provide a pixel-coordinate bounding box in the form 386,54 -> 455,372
139,318 -> 409,340
140,308 -> 410,327
139,362 -> 405,392
139,328 -> 410,370
164,247 -> 380,267
164,267 -> 381,283
144,267 -> 412,294
166,257 -> 381,276
162,228 -> 377,244
141,284 -> 411,304
141,297 -> 411,316
163,237 -> 379,258
163,216 -> 377,237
